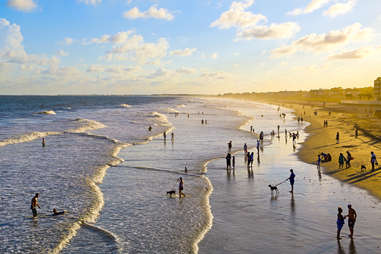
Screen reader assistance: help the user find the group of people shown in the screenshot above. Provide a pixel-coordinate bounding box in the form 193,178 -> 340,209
337,204 -> 357,239
338,151 -> 353,169
30,193 -> 65,218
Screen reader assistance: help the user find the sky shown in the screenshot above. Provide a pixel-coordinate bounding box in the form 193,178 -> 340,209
0,0 -> 381,95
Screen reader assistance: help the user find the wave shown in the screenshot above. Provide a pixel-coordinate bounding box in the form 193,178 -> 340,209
150,112 -> 171,127
177,104 -> 186,108
120,104 -> 131,108
0,131 -> 60,147
167,107 -> 180,113
66,118 -> 106,133
36,110 -> 56,115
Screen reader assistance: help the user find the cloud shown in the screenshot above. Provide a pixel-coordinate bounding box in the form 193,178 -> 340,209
210,0 -> 267,29
288,0 -> 332,15
176,67 -> 196,74
0,18 -> 59,71
329,46 -> 380,60
57,50 -> 68,56
170,48 -> 197,56
104,33 -> 169,64
200,71 -> 229,80
85,31 -> 133,45
211,0 -> 299,40
237,22 -> 300,40
324,0 -> 356,18
211,52 -> 219,59
78,0 -> 102,6
271,23 -> 373,56
145,68 -> 170,79
123,5 -> 174,20
7,0 -> 37,12
64,37 -> 73,45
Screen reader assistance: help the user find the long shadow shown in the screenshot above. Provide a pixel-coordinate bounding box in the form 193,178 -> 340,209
348,170 -> 381,184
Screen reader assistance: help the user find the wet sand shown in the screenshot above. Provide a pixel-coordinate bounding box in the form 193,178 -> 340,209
199,103 -> 381,253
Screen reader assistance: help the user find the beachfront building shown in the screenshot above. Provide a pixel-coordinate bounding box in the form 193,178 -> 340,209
375,77 -> 381,100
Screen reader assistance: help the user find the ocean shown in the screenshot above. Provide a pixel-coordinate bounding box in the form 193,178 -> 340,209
1,96 -> 381,253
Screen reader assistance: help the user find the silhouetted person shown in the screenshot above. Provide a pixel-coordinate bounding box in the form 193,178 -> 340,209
336,207 -> 345,239
42,138 -> 45,147
31,193 -> 40,217
336,132 -> 340,144
288,169 -> 295,193
371,151 -> 377,171
345,204 -> 357,238
226,153 -> 231,170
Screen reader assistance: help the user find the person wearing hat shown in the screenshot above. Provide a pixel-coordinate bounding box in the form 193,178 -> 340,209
345,204 -> 357,238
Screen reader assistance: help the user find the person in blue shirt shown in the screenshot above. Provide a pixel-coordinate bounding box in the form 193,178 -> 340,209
288,169 -> 295,193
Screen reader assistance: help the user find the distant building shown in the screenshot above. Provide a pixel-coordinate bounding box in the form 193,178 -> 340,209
375,77 -> 381,100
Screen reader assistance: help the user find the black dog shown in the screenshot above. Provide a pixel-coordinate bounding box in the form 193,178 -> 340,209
268,185 -> 279,194
167,190 -> 176,197
361,165 -> 366,172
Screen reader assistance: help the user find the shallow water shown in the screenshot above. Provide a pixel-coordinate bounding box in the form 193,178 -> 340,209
2,96 -> 381,253
199,99 -> 381,253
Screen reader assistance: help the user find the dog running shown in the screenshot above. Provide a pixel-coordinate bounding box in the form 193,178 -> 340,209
268,184 -> 279,194
166,190 -> 176,198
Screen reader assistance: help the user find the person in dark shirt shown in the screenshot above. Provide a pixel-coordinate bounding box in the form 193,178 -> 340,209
288,169 -> 295,193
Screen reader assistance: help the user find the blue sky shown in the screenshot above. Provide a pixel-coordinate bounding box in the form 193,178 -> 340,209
1,0 -> 381,94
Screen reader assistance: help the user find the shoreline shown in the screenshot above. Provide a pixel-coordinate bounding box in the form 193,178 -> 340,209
220,96 -> 381,201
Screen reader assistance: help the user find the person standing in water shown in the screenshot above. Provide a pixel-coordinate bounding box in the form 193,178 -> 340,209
256,140 -> 260,152
228,141 -> 232,151
31,193 -> 40,217
163,132 -> 166,140
178,177 -> 185,198
345,204 -> 357,238
288,169 -> 295,193
243,143 -> 248,153
171,132 -> 174,142
42,138 -> 45,147
232,156 -> 235,169
226,153 -> 231,170
337,207 -> 345,239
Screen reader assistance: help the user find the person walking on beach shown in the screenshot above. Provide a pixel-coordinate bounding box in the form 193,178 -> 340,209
247,152 -> 251,167
355,128 -> 358,138
171,132 -> 174,142
244,143 -> 248,153
346,151 -> 353,168
42,138 -> 45,147
232,156 -> 235,169
256,140 -> 260,152
31,193 -> 40,218
148,126 -> 152,132
336,132 -> 340,144
250,152 -> 254,168
226,153 -> 231,170
338,153 -> 345,169
163,132 -> 166,140
337,207 -> 345,239
277,125 -> 280,137
178,177 -> 185,198
288,169 -> 295,193
371,151 -> 378,171
345,204 -> 357,238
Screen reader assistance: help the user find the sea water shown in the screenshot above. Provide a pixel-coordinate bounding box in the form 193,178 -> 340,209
2,96 -> 381,253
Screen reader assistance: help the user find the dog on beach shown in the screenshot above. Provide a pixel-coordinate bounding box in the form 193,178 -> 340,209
167,190 -> 176,197
361,165 -> 366,172
268,185 -> 279,194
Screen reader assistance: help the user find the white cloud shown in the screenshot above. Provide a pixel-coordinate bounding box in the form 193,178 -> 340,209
211,0 -> 299,40
57,50 -> 68,57
237,22 -> 300,40
200,71 -> 230,80
210,0 -> 267,29
272,23 -> 373,56
123,5 -> 174,20
78,0 -> 102,6
85,31 -> 133,45
0,18 -> 59,72
64,37 -> 73,45
170,48 -> 197,56
176,67 -> 196,74
288,0 -> 332,15
329,46 -> 380,60
211,52 -> 219,59
324,0 -> 356,18
104,33 -> 169,64
7,0 -> 37,12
